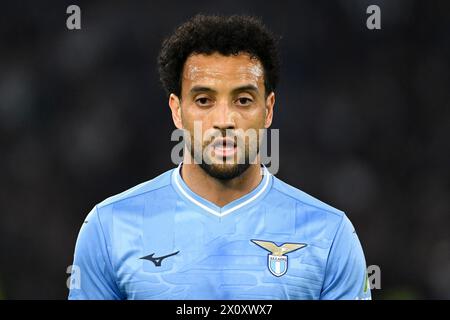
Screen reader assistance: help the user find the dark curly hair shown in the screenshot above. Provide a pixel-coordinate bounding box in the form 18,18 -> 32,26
158,14 -> 280,98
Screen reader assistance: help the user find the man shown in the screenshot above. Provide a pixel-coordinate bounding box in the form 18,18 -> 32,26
68,15 -> 371,300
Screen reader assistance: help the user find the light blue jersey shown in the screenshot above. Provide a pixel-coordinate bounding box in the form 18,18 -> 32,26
68,164 -> 371,300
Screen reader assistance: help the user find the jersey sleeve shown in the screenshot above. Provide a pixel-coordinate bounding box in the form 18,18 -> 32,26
320,214 -> 371,300
68,206 -> 122,300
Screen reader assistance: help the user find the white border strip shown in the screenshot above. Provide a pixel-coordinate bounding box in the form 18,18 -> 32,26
173,166 -> 270,217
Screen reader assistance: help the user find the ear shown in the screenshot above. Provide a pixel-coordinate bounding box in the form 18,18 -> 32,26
168,93 -> 183,129
264,91 -> 275,128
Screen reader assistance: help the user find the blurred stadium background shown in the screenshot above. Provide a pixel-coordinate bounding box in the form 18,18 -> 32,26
0,0 -> 449,299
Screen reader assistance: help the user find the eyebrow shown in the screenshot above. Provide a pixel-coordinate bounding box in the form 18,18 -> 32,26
189,84 -> 259,95
189,86 -> 217,95
231,85 -> 259,95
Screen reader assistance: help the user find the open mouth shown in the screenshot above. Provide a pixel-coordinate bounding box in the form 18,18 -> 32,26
210,138 -> 237,158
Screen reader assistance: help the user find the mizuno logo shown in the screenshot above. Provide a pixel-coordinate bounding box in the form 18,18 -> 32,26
140,251 -> 179,267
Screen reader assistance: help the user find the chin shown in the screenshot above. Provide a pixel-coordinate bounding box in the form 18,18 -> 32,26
198,162 -> 251,180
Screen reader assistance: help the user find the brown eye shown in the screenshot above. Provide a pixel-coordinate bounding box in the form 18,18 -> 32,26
195,97 -> 212,107
236,97 -> 253,106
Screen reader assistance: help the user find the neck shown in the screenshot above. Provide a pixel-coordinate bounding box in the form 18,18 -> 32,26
180,157 -> 263,208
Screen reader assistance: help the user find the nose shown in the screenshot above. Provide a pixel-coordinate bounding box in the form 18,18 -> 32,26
212,100 -> 236,131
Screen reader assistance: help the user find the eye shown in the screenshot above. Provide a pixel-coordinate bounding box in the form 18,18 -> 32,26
195,97 -> 213,107
235,97 -> 253,106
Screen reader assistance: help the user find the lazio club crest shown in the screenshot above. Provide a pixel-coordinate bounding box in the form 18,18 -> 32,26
251,239 -> 307,277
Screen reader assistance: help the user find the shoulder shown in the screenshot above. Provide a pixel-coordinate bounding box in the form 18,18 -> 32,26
96,167 -> 175,210
82,169 -> 175,235
269,175 -> 349,240
271,175 -> 345,218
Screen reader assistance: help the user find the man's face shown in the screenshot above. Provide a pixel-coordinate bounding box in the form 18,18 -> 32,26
169,52 -> 275,180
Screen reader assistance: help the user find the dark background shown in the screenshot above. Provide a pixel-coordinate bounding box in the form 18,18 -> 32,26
0,0 -> 449,299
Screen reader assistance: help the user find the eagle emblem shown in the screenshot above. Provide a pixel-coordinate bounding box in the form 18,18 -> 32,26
251,239 -> 307,277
